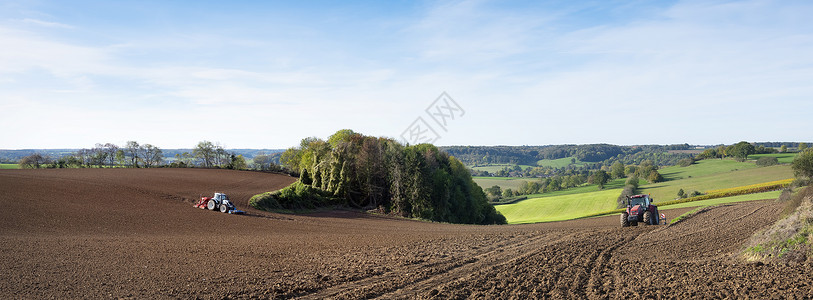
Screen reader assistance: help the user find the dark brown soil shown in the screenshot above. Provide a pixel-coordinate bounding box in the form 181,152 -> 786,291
1,169 -> 810,299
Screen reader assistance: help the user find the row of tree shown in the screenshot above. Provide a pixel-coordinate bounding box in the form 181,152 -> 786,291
271,130 -> 506,224
696,141 -> 779,161
18,141 -> 256,170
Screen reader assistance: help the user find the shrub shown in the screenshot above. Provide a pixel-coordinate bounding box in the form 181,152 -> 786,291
625,175 -> 640,189
756,156 -> 779,167
647,170 -> 664,183
792,150 -> 813,179
678,158 -> 694,167
250,181 -> 340,210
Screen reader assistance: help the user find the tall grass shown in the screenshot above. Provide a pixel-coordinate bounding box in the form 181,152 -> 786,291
742,186 -> 813,263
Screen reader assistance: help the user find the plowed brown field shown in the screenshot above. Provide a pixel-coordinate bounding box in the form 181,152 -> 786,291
1,169 -> 810,299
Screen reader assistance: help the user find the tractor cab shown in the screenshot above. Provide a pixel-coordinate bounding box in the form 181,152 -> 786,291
214,193 -> 229,202
627,194 -> 651,207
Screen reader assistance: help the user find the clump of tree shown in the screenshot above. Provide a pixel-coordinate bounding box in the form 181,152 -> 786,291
252,130 -> 506,225
676,188 -> 702,199
792,149 -> 813,181
18,153 -> 50,169
697,141 -> 778,162
590,170 -> 610,189
678,158 -> 695,167
756,156 -> 779,167
485,185 -> 503,201
616,175 -> 640,208
633,160 -> 664,183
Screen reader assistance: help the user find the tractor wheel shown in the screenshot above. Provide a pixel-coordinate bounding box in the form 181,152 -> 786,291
654,212 -> 660,225
642,211 -> 652,226
620,212 -> 630,227
207,199 -> 217,211
220,203 -> 229,213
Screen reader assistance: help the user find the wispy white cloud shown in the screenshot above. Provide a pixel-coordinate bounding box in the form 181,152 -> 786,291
1,0 -> 812,148
21,18 -> 74,29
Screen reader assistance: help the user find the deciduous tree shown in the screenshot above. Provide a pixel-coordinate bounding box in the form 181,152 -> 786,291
792,149 -> 813,179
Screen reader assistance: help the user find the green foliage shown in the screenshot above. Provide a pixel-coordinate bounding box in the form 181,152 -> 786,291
756,156 -> 779,167
485,185 -> 502,197
792,150 -> 813,179
647,170 -> 664,183
250,181 -> 340,210
625,175 -> 640,188
677,188 -> 685,198
255,130 -> 506,225
678,158 -> 694,167
518,180 -> 542,195
617,183 -> 638,209
698,148 -> 720,159
593,170 -> 609,189
610,161 -> 625,179
729,141 -> 756,162
799,142 -> 809,151
780,145 -> 788,153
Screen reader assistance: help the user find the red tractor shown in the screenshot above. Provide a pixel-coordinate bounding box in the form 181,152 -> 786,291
621,194 -> 659,226
194,192 -> 244,214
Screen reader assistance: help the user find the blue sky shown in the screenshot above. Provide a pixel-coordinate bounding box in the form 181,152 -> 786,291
1,0 -> 812,149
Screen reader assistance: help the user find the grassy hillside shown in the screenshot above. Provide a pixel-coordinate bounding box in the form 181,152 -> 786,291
496,188 -> 621,224
658,191 -> 781,210
640,160 -> 793,202
658,159 -> 758,180
494,158 -> 792,224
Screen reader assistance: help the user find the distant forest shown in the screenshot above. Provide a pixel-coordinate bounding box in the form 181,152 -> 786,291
437,142 -> 811,179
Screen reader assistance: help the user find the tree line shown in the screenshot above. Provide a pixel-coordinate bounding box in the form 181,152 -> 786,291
696,141 -> 780,161
252,129 -> 506,225
15,140 -> 283,171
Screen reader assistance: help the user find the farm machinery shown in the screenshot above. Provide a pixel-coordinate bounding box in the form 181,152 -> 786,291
621,194 -> 661,226
194,192 -> 244,214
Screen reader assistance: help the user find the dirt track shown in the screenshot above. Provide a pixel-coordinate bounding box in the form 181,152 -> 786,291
1,169 -> 810,299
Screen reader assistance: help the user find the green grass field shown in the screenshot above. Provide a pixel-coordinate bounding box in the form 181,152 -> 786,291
0,164 -> 19,169
496,188 -> 621,224
536,157 -> 586,168
658,190 -> 781,210
493,157 -> 793,224
657,159 -> 758,180
750,153 -> 797,164
517,178 -> 628,200
640,160 -> 792,202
